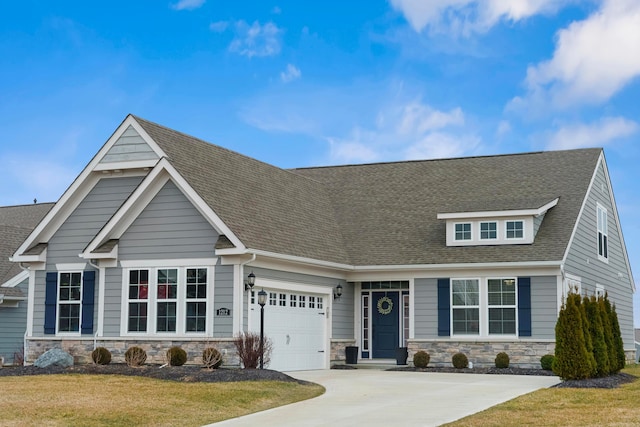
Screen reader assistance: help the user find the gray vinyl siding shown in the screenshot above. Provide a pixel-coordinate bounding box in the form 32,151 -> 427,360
533,212 -> 546,237
118,180 -> 218,260
530,276 -> 557,339
100,125 -> 159,164
564,159 -> 635,350
414,278 -> 438,339
102,267 -> 124,337
32,177 -> 143,337
251,267 -> 353,339
213,263 -> 233,337
0,279 -> 27,364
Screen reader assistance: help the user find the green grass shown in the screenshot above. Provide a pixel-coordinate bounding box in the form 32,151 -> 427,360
445,364 -> 640,426
0,374 -> 324,426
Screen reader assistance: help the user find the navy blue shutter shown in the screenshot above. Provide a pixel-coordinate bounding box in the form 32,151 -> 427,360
437,278 -> 451,336
44,272 -> 58,334
518,277 -> 532,337
81,270 -> 96,334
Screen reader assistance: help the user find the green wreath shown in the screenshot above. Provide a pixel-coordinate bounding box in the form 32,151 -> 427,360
377,296 -> 393,315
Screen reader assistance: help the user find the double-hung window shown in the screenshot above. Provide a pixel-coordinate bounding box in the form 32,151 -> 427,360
597,204 -> 608,260
451,279 -> 480,335
487,279 -> 516,334
186,268 -> 207,332
58,272 -> 82,332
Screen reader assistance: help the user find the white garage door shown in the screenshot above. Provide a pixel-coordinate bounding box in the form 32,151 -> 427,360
250,289 -> 328,371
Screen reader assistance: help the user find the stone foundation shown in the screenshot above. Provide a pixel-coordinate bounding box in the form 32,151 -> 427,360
330,339 -> 356,362
408,340 -> 556,369
25,338 -> 239,366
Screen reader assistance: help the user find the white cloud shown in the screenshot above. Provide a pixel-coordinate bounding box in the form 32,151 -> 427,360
545,116 -> 639,150
389,0 -> 572,35
171,0 -> 205,11
229,21 -> 282,58
512,0 -> 640,111
280,64 -> 301,83
496,120 -> 511,138
209,21 -> 228,32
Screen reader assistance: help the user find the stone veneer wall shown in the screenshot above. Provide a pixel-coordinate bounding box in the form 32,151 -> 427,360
26,339 -> 239,366
408,340 -> 556,369
330,339 -> 356,362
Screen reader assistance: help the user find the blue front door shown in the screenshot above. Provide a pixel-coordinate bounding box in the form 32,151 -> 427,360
372,292 -> 399,358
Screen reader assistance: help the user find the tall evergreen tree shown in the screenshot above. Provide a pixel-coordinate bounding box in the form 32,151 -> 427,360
608,297 -> 626,372
576,294 -> 597,377
553,292 -> 593,380
584,295 -> 609,377
599,296 -> 616,374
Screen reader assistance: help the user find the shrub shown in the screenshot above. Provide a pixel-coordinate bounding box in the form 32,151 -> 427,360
452,352 -> 468,369
599,296 -> 616,374
413,351 -> 430,368
166,346 -> 188,366
553,292 -> 593,380
91,347 -> 112,365
125,346 -> 147,367
202,347 -> 223,369
494,352 -> 510,369
233,332 -> 272,369
607,297 -> 626,372
584,295 -> 609,377
540,354 -> 555,370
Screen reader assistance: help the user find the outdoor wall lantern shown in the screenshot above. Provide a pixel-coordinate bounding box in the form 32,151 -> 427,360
244,271 -> 256,291
257,288 -> 267,369
334,283 -> 343,300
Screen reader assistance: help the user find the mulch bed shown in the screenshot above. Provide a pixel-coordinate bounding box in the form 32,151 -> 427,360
1,363 -> 636,389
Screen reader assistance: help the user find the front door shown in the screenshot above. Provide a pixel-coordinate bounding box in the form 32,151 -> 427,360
372,292 -> 399,358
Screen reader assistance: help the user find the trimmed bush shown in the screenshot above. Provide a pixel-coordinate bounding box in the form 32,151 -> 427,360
610,302 -> 626,372
584,295 -> 609,377
494,352 -> 510,369
553,292 -> 593,380
452,352 -> 468,369
166,346 -> 188,366
413,351 -> 430,368
91,347 -> 112,365
599,297 -> 616,374
540,354 -> 555,370
124,346 -> 147,367
202,347 -> 223,369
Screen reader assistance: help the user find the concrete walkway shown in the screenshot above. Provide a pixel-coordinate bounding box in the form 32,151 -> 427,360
210,369 -> 560,426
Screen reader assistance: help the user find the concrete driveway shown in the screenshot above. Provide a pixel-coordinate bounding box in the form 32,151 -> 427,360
210,369 -> 560,426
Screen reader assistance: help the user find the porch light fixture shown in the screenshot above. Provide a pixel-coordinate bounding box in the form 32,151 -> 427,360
334,283 -> 343,300
244,271 -> 256,291
257,288 -> 267,369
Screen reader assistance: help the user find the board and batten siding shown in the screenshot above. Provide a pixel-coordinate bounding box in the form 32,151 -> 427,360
0,279 -> 28,364
100,125 -> 159,164
250,267 -> 353,339
32,177 -> 144,337
118,180 -> 218,260
213,263 -> 233,337
563,159 -> 635,350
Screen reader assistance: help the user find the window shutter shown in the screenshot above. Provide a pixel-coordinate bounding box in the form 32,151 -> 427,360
44,272 -> 58,334
81,270 -> 96,334
437,278 -> 451,336
518,277 -> 532,337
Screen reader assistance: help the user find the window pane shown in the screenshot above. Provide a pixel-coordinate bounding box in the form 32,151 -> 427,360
452,308 -> 479,334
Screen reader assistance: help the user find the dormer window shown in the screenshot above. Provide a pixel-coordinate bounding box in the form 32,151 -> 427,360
455,223 -> 472,241
505,221 -> 524,239
480,222 -> 497,240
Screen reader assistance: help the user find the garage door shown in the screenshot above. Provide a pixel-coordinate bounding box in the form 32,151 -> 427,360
250,289 -> 327,371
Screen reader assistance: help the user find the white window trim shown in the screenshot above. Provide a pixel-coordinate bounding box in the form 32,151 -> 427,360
454,222 -> 472,241
120,264 -> 215,337
596,203 -> 609,263
479,221 -> 498,240
564,273 -> 582,297
595,284 -> 605,299
505,220 -> 525,240
450,277 -> 519,338
56,271 -> 83,336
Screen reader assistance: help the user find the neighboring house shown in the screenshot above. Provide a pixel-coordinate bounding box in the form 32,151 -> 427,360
635,329 -> 640,362
0,203 -> 54,365
9,115 -> 636,370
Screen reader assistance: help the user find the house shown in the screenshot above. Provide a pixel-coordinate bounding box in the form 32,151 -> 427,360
9,115 -> 636,370
1,203 -> 54,365
635,329 -> 640,362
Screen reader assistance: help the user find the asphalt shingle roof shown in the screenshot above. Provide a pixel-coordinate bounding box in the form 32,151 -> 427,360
0,203 -> 54,284
134,116 -> 601,267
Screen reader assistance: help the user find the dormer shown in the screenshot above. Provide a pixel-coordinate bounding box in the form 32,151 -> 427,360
438,198 -> 559,247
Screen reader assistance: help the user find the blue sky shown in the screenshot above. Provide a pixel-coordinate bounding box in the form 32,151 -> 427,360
1,1 -> 639,323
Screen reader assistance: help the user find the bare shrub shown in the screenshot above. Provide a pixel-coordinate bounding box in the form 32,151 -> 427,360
202,347 -> 223,369
233,332 -> 272,369
124,346 -> 147,367
13,347 -> 24,366
91,347 -> 112,365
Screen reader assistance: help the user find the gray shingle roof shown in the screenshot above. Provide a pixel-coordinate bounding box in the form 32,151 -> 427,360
134,116 -> 600,267
0,203 -> 54,284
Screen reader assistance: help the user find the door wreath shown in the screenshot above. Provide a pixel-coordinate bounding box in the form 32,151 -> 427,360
377,296 -> 393,315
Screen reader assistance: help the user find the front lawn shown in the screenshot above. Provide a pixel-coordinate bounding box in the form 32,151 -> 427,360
0,374 -> 324,426
445,364 -> 640,426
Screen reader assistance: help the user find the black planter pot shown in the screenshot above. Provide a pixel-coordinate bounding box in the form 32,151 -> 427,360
345,346 -> 358,364
396,347 -> 408,365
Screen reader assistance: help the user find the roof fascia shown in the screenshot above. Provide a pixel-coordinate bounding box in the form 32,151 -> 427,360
217,248 -> 354,271
82,158 -> 245,257
1,270 -> 29,288
12,115 -> 165,259
436,198 -> 559,220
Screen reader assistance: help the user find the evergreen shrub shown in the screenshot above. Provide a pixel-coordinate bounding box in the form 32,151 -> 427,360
413,351 -> 430,368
